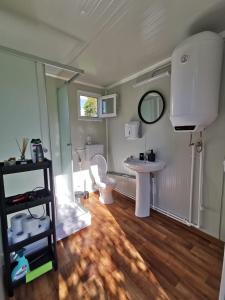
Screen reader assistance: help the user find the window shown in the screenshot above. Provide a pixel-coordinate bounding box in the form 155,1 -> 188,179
77,90 -> 100,120
77,91 -> 117,120
99,94 -> 117,118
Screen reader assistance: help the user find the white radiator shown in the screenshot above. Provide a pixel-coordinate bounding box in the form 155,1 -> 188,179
109,172 -> 190,226
109,173 -> 136,200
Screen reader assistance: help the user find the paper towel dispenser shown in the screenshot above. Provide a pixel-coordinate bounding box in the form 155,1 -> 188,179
170,31 -> 224,132
125,121 -> 141,140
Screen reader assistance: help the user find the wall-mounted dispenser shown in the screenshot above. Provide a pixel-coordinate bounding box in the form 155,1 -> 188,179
170,31 -> 224,132
125,121 -> 141,140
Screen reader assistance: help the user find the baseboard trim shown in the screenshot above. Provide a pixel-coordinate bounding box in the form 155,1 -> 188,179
112,190 -> 223,245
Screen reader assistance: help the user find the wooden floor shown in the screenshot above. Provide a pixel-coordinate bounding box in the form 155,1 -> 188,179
12,192 -> 224,300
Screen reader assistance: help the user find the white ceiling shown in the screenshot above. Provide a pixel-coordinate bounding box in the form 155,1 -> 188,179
0,0 -> 225,87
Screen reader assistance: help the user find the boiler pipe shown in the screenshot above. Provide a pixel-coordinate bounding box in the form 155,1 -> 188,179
189,144 -> 195,225
197,141 -> 204,227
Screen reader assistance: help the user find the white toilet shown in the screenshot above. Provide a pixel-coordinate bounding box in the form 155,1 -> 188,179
90,154 -> 116,204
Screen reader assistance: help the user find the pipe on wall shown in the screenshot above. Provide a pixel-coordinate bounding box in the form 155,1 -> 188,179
152,140 -> 203,229
152,205 -> 190,226
106,119 -> 109,164
152,175 -> 156,209
197,142 -> 204,227
189,144 -> 195,225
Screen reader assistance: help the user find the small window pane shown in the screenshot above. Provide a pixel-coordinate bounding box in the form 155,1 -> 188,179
102,98 -> 114,114
80,95 -> 98,118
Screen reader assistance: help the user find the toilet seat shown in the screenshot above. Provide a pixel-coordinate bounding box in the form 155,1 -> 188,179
90,154 -> 108,181
90,154 -> 116,204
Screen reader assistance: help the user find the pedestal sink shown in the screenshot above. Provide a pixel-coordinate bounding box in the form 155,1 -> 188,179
124,158 -> 165,218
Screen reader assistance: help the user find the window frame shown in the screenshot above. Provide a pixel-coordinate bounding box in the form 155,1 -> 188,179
77,90 -> 102,121
99,94 -> 117,118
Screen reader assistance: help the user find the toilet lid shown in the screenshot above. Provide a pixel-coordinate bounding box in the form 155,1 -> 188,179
90,154 -> 107,179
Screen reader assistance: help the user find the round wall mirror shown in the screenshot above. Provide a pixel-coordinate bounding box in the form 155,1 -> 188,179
138,91 -> 165,124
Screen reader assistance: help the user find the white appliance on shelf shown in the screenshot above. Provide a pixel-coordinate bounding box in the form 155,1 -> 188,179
170,31 -> 224,132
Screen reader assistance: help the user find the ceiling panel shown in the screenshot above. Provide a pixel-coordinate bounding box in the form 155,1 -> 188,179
0,0 -> 129,41
0,0 -> 224,86
73,0 -> 223,86
0,9 -> 84,63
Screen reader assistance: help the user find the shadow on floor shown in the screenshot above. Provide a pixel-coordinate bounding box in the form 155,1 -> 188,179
13,192 -> 223,300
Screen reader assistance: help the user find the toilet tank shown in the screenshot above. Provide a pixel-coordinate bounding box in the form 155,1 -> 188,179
85,144 -> 104,161
170,31 -> 224,132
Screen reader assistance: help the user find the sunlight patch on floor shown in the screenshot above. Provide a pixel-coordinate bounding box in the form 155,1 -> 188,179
54,196 -> 170,300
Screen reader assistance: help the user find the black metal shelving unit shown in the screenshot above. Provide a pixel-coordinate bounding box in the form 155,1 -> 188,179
0,159 -> 58,297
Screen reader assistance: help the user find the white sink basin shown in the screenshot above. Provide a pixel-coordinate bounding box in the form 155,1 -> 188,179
124,158 -> 165,173
124,157 -> 165,218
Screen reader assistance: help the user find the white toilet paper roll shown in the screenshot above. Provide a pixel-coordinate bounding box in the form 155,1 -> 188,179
11,213 -> 27,234
30,224 -> 45,237
24,238 -> 48,256
22,215 -> 40,235
39,216 -> 50,230
38,225 -> 46,234
12,231 -> 28,244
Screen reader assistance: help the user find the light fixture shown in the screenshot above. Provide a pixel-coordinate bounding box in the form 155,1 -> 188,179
132,71 -> 170,88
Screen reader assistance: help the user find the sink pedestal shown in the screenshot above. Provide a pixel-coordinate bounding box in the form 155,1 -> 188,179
124,158 -> 165,218
135,172 -> 150,217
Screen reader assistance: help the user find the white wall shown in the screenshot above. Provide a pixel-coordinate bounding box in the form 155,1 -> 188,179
0,51 -> 104,297
108,51 -> 225,239
0,52 -> 49,298
0,52 -> 48,212
108,78 -> 191,221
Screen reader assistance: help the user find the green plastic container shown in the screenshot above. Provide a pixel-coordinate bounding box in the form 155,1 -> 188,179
26,261 -> 53,283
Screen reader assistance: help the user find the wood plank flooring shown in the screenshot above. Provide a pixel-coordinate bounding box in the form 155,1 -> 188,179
12,191 -> 224,300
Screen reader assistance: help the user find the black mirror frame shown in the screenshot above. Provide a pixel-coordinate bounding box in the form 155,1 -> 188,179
138,90 -> 165,124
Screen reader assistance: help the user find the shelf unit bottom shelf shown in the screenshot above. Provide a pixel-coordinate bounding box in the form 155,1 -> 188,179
10,245 -> 56,289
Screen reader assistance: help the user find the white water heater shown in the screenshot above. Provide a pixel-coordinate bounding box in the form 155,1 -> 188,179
170,31 -> 224,132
